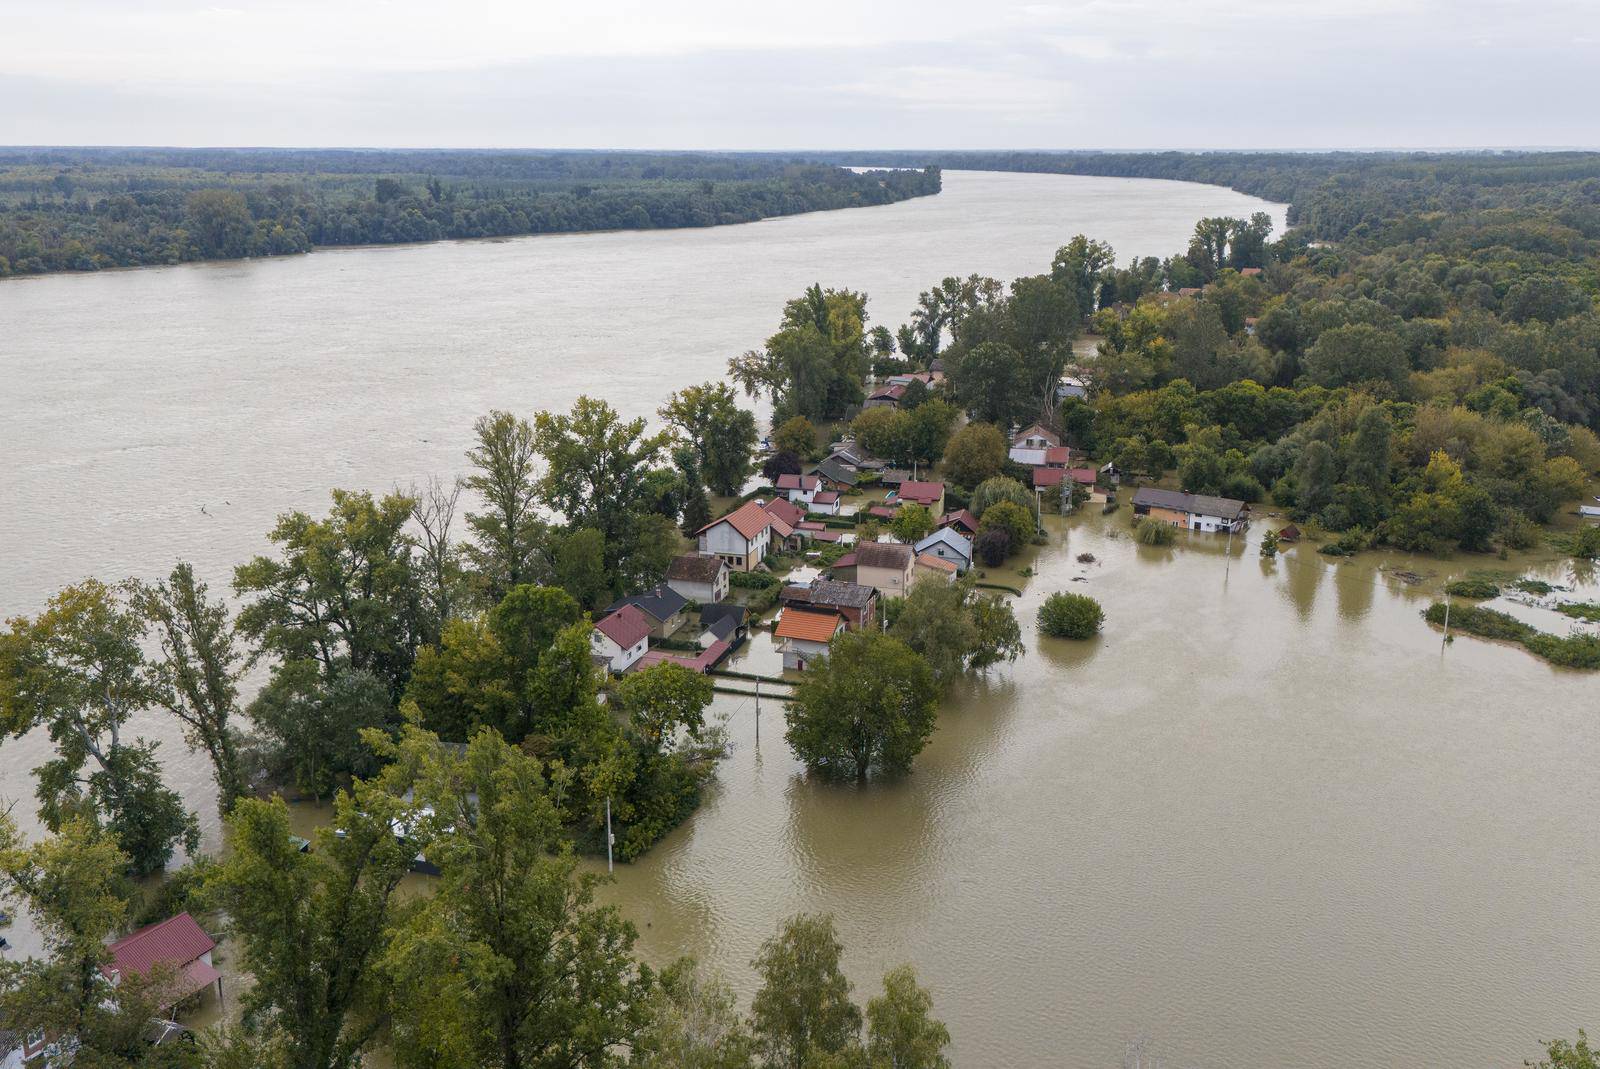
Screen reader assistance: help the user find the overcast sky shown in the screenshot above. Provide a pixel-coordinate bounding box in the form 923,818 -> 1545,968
4,0 -> 1597,149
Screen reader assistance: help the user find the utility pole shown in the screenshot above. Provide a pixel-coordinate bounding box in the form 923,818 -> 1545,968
1441,590 -> 1453,653
1224,520 -> 1235,580
754,677 -> 760,746
605,797 -> 614,874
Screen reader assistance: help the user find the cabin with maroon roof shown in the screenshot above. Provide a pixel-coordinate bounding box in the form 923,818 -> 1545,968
590,604 -> 652,674
105,912 -> 222,1011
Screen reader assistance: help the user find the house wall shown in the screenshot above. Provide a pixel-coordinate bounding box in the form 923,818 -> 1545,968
699,523 -> 767,571
857,563 -> 911,597
781,636 -> 832,670
1009,447 -> 1047,466
589,630 -> 647,673
666,577 -> 725,604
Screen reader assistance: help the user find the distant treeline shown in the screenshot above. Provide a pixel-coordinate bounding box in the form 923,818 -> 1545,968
810,150 -> 1600,245
0,148 -> 940,275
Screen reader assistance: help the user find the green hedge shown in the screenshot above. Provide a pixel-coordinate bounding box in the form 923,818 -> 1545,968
1424,602 -> 1600,669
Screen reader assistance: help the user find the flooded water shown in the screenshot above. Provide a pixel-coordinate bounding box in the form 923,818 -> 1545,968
4,170 -> 1598,1067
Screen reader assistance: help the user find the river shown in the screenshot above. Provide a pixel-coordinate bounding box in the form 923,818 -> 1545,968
4,170 -> 1598,1068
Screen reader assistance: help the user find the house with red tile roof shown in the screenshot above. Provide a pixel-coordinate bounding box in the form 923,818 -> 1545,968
105,912 -> 222,1010
775,472 -> 821,505
862,383 -> 907,409
775,608 -> 845,670
896,480 -> 945,514
697,500 -> 784,571
590,604 -> 652,674
1032,466 -> 1066,490
810,490 -> 841,516
939,509 -> 979,537
1010,424 -> 1062,466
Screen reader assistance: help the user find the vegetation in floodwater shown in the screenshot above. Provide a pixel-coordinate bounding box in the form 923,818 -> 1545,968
1424,602 -> 1600,669
1513,578 -> 1555,596
1556,602 -> 1600,623
1445,577 -> 1502,599
1038,592 -> 1105,639
1133,518 -> 1176,546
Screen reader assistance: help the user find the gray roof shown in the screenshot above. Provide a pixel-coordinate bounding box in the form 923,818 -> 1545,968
812,457 -> 860,486
854,541 -> 914,570
667,553 -> 727,583
1131,486 -> 1247,521
915,528 -> 973,558
606,584 -> 689,622
700,602 -> 746,628
783,578 -> 877,611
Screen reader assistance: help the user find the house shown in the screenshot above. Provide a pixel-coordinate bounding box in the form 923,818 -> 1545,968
862,383 -> 907,409
939,509 -> 979,537
829,552 -> 858,582
914,528 -> 973,573
698,603 -> 748,648
761,497 -> 806,552
780,578 -> 879,630
812,457 -> 861,490
105,912 -> 223,1011
1240,267 -> 1263,277
1009,424 -> 1062,466
1056,375 -> 1088,401
775,608 -> 845,671
1066,467 -> 1098,487
697,500 -> 780,571
665,553 -> 729,605
879,469 -> 911,488
1131,487 -> 1249,533
915,553 -> 960,583
605,585 -> 689,639
775,473 -> 821,506
853,541 -> 915,597
897,480 -> 946,515
591,604 -> 652,673
810,490 -> 841,516
1276,524 -> 1302,542
634,641 -> 731,674
867,504 -> 898,522
1042,446 -> 1071,468
1177,287 -> 1202,297
887,370 -> 941,387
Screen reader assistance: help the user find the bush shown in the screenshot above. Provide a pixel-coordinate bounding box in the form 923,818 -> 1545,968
973,527 -> 1011,567
1513,578 -> 1553,595
969,476 -> 1032,518
1423,602 -> 1600,669
1133,518 -> 1176,546
1038,592 -> 1104,639
1445,577 -> 1500,599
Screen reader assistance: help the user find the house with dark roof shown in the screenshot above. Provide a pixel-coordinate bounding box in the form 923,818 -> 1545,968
1131,487 -> 1249,533
939,509 -> 979,537
862,383 -> 907,409
854,541 -> 915,597
914,528 -> 973,573
605,585 -> 689,639
780,578 -> 879,630
590,604 -> 652,673
698,603 -> 748,648
811,457 -> 861,490
665,553 -> 729,605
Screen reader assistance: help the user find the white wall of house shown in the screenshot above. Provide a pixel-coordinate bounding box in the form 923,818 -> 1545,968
667,575 -> 727,604
781,637 -> 832,670
589,629 -> 647,673
786,486 -> 817,506
857,562 -> 912,597
810,498 -> 840,516
698,522 -> 769,572
1009,446 -> 1048,466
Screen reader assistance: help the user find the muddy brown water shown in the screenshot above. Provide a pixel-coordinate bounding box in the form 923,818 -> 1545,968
5,171 -> 1599,1066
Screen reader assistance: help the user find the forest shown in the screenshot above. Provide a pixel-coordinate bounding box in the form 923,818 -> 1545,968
0,148 -> 940,275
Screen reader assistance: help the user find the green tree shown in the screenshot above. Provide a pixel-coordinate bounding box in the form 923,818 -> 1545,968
1037,592 -> 1104,639
889,577 -> 1022,687
615,661 -> 715,753
0,579 -> 198,876
1302,324 -> 1408,390
853,406 -> 907,463
1531,1031 -> 1600,1069
978,500 -> 1036,555
948,340 -> 1031,425
1345,405 -> 1393,492
464,411 -> 550,603
661,382 -> 759,496
247,661 -> 389,798
940,422 -> 1007,488
1050,235 -> 1114,318
751,914 -> 864,1069
1292,440 -> 1338,518
774,416 -> 819,458
0,815 -> 191,1067
1259,528 -> 1280,559
184,188 -> 254,258
731,286 -> 871,421
633,960 -> 759,1069
378,727 -> 652,1069
890,503 -> 935,545
208,786 -> 420,1069
865,966 -> 951,1069
234,488 -> 424,698
785,632 -> 938,781
967,476 -> 1031,519
134,562 -> 249,815
552,527 -> 612,610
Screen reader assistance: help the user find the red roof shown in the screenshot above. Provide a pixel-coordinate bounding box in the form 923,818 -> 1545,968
798,520 -> 827,531
699,499 -> 774,541
832,552 -> 858,569
762,497 -> 805,529
898,481 -> 943,505
916,553 -> 958,574
868,383 -> 907,401
1043,446 -> 1072,465
940,508 -> 978,533
813,491 -> 840,505
594,604 -> 652,649
1012,423 -> 1060,447
810,530 -> 843,543
1066,467 -> 1097,485
634,640 -> 730,673
776,608 -> 845,643
776,473 -> 819,492
107,912 -> 215,979
1032,467 -> 1066,488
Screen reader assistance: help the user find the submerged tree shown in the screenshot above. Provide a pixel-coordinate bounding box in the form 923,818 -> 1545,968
785,632 -> 938,781
750,914 -> 863,1069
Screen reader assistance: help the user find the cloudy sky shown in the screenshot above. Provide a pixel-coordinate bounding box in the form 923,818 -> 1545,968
4,0 -> 1597,149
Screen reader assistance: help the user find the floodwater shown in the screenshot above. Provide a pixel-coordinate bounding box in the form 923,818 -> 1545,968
4,170 -> 1599,1067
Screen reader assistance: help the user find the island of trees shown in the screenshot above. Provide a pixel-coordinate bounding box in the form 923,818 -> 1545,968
0,148 -> 940,275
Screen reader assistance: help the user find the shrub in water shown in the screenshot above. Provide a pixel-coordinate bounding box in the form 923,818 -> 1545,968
1133,518 -> 1175,546
1038,592 -> 1104,640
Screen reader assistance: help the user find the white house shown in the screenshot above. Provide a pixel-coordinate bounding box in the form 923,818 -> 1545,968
810,490 -> 842,516
775,472 -> 821,506
665,553 -> 730,604
697,500 -> 785,572
1009,423 -> 1062,466
775,608 -> 845,671
914,527 -> 973,573
1131,487 -> 1249,533
590,605 -> 652,674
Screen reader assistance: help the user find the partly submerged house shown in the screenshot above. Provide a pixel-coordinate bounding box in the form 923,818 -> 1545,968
697,500 -> 787,571
780,578 -> 879,631
810,490 -> 842,516
914,527 -> 973,573
811,457 -> 861,491
1131,487 -> 1249,533
775,608 -> 846,671
915,553 -> 960,583
939,509 -> 979,537
896,480 -> 946,515
862,383 -> 907,409
775,473 -> 821,506
105,912 -> 223,1011
698,603 -> 748,648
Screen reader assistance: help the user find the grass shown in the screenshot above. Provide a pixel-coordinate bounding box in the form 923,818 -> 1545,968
1424,602 -> 1600,669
